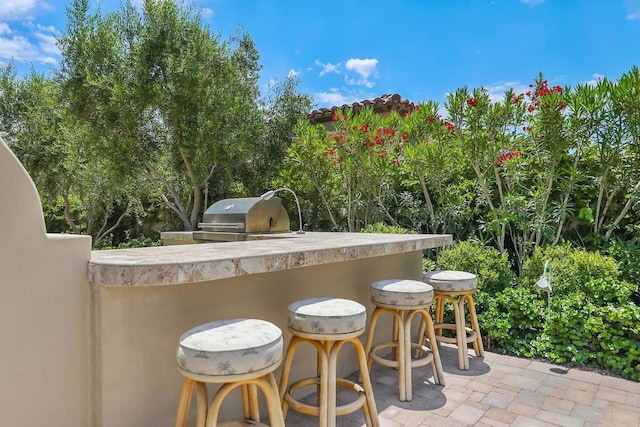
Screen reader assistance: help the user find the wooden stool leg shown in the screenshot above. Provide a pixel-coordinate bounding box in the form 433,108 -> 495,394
455,295 -> 469,370
205,377 -> 284,427
206,382 -> 237,427
435,295 -> 445,336
248,384 -> 260,421
195,382 -> 208,427
419,308 -> 445,385
265,373 -> 286,427
402,310 -> 414,401
318,343 -> 330,427
279,335 -> 303,418
175,378 -> 195,427
392,313 -> 400,361
467,293 -> 485,357
241,385 -> 250,419
363,307 -> 384,374
414,316 -> 427,359
393,311 -> 407,402
351,338 -> 380,427
327,340 -> 342,427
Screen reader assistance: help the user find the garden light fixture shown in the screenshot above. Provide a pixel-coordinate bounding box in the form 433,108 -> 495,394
260,187 -> 305,234
535,259 -> 552,317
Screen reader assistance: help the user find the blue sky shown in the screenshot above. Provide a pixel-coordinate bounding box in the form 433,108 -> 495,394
1,0 -> 640,109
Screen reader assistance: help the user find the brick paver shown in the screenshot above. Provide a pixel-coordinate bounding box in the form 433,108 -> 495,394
283,344 -> 640,426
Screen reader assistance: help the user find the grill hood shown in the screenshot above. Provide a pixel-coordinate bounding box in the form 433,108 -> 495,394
193,197 -> 290,242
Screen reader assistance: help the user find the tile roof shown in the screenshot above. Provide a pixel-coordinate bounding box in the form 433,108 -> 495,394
308,94 -> 416,125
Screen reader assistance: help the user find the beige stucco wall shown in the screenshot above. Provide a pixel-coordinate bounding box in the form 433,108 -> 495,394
95,250 -> 422,426
0,138 -> 92,426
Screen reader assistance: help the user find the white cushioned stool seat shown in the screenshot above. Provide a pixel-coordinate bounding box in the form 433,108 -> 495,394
177,318 -> 283,377
371,279 -> 434,307
287,297 -> 366,335
423,270 -> 477,292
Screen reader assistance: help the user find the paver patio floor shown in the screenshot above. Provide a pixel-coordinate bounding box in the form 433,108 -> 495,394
284,344 -> 640,426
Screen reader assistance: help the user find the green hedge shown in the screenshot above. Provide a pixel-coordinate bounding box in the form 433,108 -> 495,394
435,240 -> 640,381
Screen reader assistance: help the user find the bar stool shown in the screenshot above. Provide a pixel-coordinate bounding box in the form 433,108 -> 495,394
174,318 -> 285,427
422,270 -> 484,370
279,297 -> 379,427
363,279 -> 444,402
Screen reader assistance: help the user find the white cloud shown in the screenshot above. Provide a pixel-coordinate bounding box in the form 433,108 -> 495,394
314,91 -> 352,106
0,34 -> 57,64
287,68 -> 300,79
585,73 -> 606,86
0,0 -> 39,20
201,7 -> 214,18
315,59 -> 340,76
346,58 -> 378,78
484,81 -> 532,103
0,23 -> 11,34
267,77 -> 278,88
521,0 -> 545,5
33,32 -> 59,55
626,0 -> 640,19
313,88 -> 372,108
345,58 -> 379,88
35,23 -> 56,33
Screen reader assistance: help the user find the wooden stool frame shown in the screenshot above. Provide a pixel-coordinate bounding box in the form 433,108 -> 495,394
363,302 -> 444,402
278,328 -> 380,427
428,289 -> 484,370
174,363 -> 285,427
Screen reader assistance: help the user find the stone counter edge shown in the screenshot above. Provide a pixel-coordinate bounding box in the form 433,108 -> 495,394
89,232 -> 452,286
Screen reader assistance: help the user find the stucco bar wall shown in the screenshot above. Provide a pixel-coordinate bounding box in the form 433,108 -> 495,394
90,233 -> 451,427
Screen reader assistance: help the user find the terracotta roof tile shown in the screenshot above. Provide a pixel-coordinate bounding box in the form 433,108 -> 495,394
308,94 -> 415,124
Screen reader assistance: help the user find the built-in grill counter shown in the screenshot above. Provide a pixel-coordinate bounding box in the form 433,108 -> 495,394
193,197 -> 290,242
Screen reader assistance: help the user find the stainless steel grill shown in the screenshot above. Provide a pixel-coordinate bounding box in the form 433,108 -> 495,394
192,197 -> 290,242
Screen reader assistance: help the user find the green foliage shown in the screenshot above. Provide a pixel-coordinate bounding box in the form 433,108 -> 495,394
57,0 -> 309,232
100,236 -> 161,250
605,238 -> 640,288
537,283 -> 640,381
480,285 -> 547,357
360,223 -> 416,234
485,244 -> 640,381
522,243 -> 620,297
436,240 -> 514,294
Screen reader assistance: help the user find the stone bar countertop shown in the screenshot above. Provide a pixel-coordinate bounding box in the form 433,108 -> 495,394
89,232 -> 452,286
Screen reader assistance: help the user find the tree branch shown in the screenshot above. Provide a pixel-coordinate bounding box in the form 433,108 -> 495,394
604,178 -> 640,240
62,193 -> 80,234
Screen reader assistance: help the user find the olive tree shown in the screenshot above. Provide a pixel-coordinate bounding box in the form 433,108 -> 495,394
58,0 -> 265,230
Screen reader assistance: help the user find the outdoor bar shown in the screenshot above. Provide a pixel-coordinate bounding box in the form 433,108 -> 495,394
89,232 -> 451,426
0,137 -> 453,426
